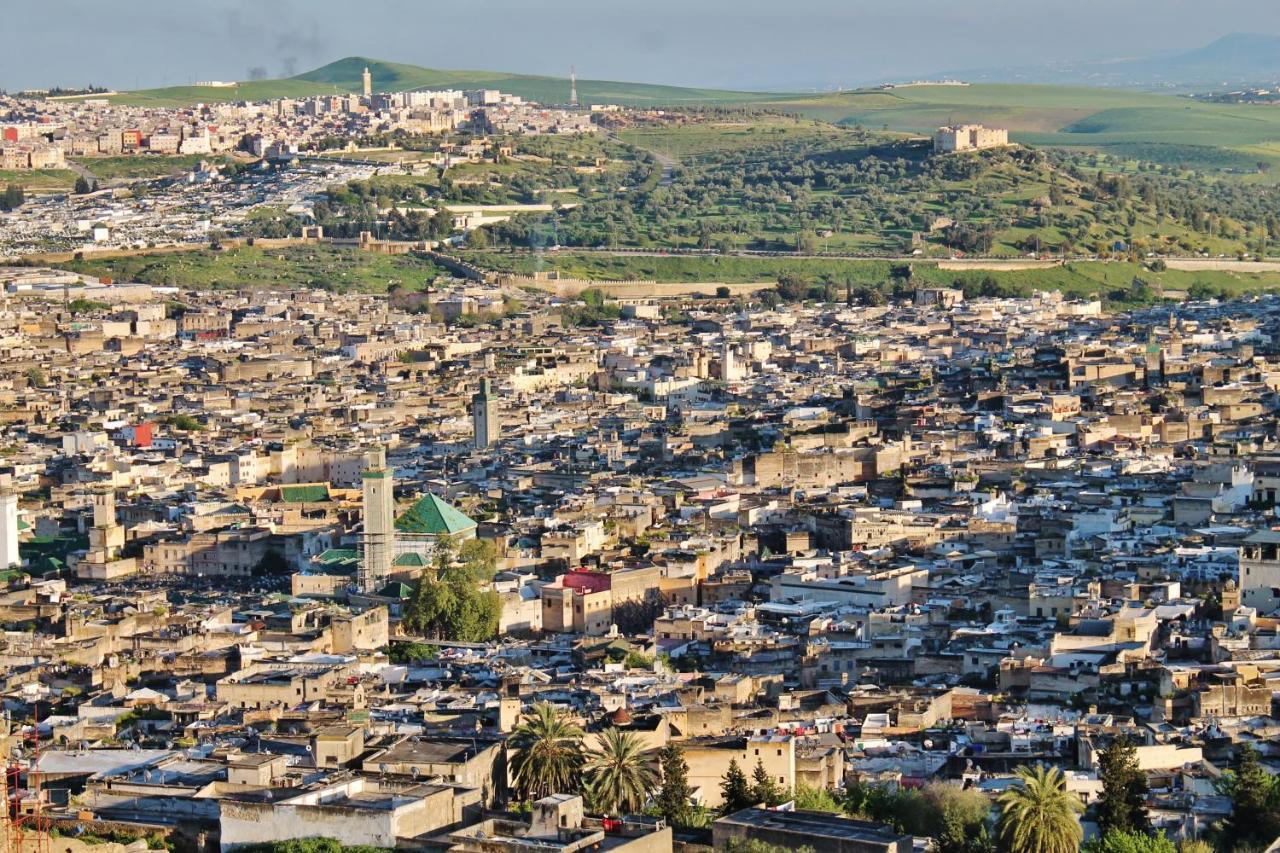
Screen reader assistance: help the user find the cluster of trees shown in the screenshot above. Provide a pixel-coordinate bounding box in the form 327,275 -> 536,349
508,703 -> 702,825
401,536 -> 502,643
476,126 -> 1280,260
310,182 -> 457,242
559,287 -> 622,328
165,413 -> 204,432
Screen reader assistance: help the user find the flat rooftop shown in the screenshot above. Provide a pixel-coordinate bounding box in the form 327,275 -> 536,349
717,808 -> 910,844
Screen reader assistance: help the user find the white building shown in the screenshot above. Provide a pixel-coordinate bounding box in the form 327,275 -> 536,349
0,491 -> 20,569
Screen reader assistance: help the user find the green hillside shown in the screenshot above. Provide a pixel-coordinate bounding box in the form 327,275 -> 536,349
110,56 -> 782,108
300,56 -> 782,105
766,84 -> 1280,172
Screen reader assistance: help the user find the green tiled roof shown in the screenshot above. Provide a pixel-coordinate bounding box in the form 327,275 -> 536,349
317,548 -> 358,564
282,485 -> 330,503
395,493 -> 476,537
394,552 -> 428,567
377,581 -> 415,599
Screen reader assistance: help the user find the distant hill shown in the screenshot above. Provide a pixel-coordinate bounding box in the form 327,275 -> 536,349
941,34 -> 1280,90
109,56 -> 782,108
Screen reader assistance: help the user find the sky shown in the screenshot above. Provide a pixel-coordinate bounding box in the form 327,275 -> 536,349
7,0 -> 1280,93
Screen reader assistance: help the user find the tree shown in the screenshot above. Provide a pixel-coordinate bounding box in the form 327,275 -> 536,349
654,744 -> 695,827
995,764 -> 1083,853
776,272 -> 808,302
1097,736 -> 1150,835
1081,830 -> 1175,853
795,231 -> 819,254
24,367 -> 45,387
404,535 -> 502,642
582,728 -> 657,816
166,413 -> 204,432
74,176 -> 92,194
920,783 -> 994,853
719,758 -> 753,815
1176,841 -> 1214,853
386,641 -> 437,664
793,784 -> 842,814
509,703 -> 584,800
0,184 -> 23,212
750,758 -> 782,808
1216,744 -> 1280,849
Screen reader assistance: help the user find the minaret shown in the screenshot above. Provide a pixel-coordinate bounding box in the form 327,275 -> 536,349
362,66 -> 373,99
472,378 -> 500,450
0,489 -> 19,570
569,66 -> 578,108
722,340 -> 738,382
359,447 -> 395,594
88,487 -> 124,562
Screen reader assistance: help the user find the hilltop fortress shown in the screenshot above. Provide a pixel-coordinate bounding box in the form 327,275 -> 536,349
932,123 -> 1010,153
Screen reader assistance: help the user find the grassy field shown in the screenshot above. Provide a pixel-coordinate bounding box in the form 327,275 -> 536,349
0,168 -> 78,191
48,240 -> 1280,303
618,117 -> 852,160
461,250 -> 1280,300
60,245 -> 450,292
104,79 -> 338,107
73,154 -> 236,180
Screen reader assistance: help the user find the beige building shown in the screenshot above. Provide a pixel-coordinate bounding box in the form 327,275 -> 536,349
682,734 -> 799,809
932,124 -> 1009,153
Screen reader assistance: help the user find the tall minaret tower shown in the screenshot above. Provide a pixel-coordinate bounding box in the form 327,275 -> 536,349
472,378 -> 500,450
359,447 -> 395,594
569,66 -> 578,108
362,66 -> 373,99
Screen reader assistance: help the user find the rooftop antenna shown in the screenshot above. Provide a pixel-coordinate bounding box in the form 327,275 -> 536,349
569,66 -> 579,108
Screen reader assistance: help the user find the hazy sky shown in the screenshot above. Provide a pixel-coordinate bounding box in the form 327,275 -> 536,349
7,0 -> 1280,92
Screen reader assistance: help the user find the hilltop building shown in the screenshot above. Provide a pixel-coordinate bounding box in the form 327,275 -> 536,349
932,124 -> 1009,153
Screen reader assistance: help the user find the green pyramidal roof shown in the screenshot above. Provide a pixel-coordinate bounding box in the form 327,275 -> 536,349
395,493 -> 476,536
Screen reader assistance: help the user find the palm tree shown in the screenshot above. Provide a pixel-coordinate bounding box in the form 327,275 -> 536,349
509,702 -> 585,800
583,727 -> 658,816
996,764 -> 1083,853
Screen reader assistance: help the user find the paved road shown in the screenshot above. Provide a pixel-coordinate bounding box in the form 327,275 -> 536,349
66,159 -> 99,185
649,149 -> 677,187
607,130 -> 676,187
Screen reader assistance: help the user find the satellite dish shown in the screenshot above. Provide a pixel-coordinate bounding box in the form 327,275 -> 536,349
410,767 -> 420,780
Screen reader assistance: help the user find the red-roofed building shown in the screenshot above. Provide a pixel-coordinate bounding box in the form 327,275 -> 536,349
540,565 -> 662,636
